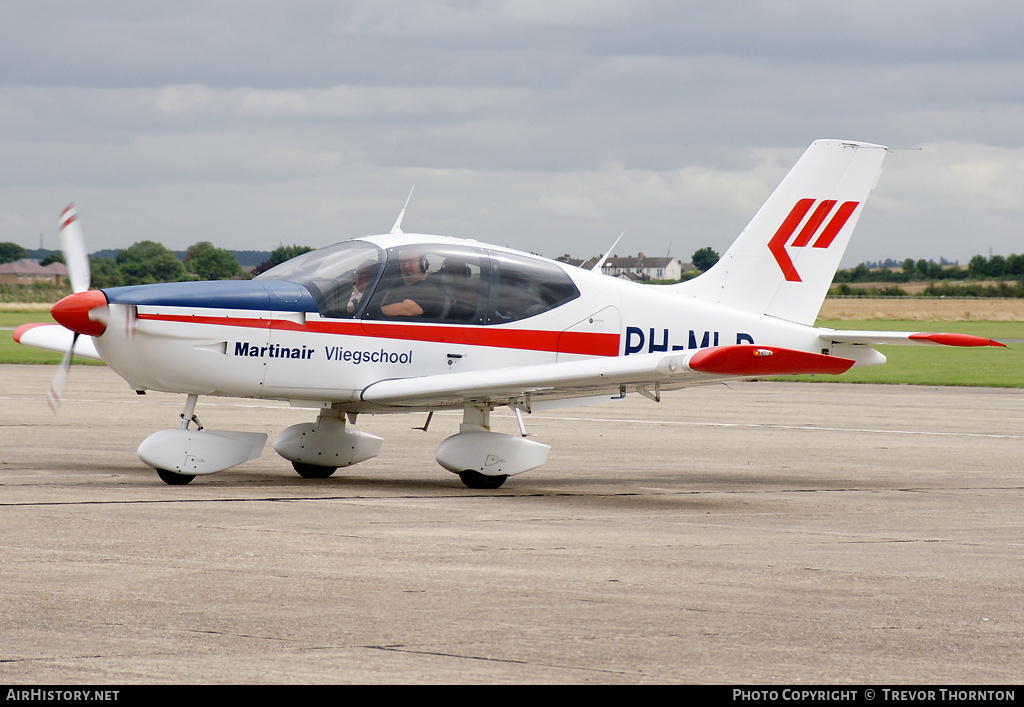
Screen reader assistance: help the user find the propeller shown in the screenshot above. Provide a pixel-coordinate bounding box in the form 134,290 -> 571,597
48,204 -> 103,411
60,205 -> 90,294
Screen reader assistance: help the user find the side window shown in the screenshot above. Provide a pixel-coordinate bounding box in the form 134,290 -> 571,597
364,244 -> 490,324
256,241 -> 384,319
486,252 -> 580,324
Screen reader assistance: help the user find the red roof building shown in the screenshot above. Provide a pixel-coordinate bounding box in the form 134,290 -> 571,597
0,259 -> 68,286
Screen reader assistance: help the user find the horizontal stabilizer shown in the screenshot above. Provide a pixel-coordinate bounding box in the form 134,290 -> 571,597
823,330 -> 1006,348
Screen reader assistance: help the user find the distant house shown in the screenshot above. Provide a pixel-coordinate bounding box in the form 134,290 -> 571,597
0,259 -> 68,286
599,253 -> 688,281
555,254 -> 599,270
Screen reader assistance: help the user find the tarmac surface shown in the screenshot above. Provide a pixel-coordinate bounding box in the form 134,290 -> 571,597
1,364 -> 1022,684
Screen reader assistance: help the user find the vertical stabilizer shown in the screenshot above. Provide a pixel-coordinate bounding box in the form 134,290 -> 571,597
676,140 -> 887,326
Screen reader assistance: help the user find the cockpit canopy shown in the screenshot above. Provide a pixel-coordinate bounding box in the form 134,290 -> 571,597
257,240 -> 580,324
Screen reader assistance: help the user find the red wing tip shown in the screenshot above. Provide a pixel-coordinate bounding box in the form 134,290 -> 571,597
690,345 -> 855,376
12,322 -> 50,343
909,333 -> 1007,347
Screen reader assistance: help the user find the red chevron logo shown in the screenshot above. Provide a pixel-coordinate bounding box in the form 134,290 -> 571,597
768,199 -> 860,282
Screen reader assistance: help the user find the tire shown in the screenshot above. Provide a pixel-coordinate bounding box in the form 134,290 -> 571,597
157,468 -> 196,485
458,470 -> 509,489
292,461 -> 338,478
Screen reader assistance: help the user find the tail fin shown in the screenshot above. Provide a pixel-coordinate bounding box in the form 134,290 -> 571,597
676,139 -> 887,326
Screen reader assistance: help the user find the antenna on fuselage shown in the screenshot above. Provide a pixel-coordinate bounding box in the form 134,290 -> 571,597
391,186 -> 416,234
591,232 -> 624,274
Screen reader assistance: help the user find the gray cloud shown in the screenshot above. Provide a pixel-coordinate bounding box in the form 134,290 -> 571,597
1,1 -> 1023,266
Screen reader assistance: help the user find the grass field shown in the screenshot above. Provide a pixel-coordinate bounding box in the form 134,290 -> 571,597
2,309 -> 1021,385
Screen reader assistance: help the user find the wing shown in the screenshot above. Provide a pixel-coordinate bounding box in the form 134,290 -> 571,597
821,329 -> 1006,347
360,345 -> 854,410
13,323 -> 102,360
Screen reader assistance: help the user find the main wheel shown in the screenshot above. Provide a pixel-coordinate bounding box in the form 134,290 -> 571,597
157,468 -> 196,485
292,461 -> 338,478
458,470 -> 509,489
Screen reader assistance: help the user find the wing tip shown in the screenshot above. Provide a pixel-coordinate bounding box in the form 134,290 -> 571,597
13,322 -> 50,344
690,345 -> 855,376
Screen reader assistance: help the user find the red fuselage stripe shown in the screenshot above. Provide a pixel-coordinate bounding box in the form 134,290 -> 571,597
136,313 -> 621,356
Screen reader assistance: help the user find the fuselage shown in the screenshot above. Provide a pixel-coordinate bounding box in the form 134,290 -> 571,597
90,233 -> 825,409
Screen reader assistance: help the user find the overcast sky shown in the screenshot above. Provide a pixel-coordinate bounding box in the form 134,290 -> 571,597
1,1 -> 1022,267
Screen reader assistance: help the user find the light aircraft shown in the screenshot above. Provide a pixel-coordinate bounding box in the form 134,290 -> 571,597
14,139 -> 1005,487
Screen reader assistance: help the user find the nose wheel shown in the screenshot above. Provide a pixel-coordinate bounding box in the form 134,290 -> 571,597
154,394 -> 202,485
146,394 -> 267,485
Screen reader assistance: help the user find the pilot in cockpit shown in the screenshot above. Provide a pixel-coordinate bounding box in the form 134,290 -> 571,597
379,249 -> 445,318
346,259 -> 378,315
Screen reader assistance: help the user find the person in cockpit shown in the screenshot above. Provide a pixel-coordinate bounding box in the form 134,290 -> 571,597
346,260 -> 378,314
379,249 -> 445,319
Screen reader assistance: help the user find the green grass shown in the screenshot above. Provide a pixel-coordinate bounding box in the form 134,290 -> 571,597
4,309 -> 1022,386
0,310 -> 55,328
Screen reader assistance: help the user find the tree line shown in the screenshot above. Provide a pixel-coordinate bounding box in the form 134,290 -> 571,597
833,255 -> 1024,284
1,240 -> 314,288
4,237 -> 1024,295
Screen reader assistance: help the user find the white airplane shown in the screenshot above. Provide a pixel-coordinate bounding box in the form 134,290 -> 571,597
15,139 -> 1005,487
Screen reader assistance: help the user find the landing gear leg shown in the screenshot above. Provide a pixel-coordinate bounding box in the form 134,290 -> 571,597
156,394 -> 199,485
455,404 -> 508,489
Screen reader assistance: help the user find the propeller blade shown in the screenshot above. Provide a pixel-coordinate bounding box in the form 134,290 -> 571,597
47,333 -> 79,411
59,204 -> 90,293
49,204 -> 95,411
